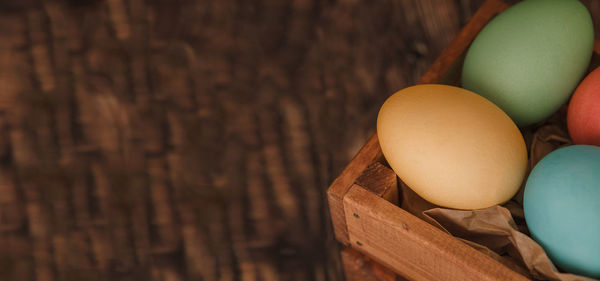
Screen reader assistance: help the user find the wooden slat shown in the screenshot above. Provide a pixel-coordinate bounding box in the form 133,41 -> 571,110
418,0 -> 510,84
355,162 -> 398,206
343,156 -> 403,281
593,39 -> 600,54
327,134 -> 382,245
343,185 -> 529,281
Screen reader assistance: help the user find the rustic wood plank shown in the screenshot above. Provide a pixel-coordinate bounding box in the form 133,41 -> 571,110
355,162 -> 398,206
343,185 -> 529,281
419,0 -> 509,84
327,134 -> 382,245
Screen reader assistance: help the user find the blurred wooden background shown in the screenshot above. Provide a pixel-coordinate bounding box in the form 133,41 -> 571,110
0,0 -> 534,280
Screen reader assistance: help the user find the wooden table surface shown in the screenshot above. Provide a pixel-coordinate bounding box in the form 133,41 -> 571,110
0,0 -> 550,280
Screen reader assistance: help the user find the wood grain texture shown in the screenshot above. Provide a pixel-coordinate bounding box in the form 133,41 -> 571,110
328,134 -> 382,245
340,163 -> 401,281
343,185 -> 530,281
355,162 -> 398,206
419,0 -> 510,84
14,0 -> 600,280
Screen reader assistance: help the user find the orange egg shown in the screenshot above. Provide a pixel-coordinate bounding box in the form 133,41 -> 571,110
377,84 -> 527,209
567,66 -> 600,146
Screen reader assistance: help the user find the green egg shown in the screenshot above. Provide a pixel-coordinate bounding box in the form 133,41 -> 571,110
462,0 -> 594,127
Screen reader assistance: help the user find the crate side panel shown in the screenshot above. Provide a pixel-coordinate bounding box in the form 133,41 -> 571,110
328,134 -> 382,244
343,185 -> 530,281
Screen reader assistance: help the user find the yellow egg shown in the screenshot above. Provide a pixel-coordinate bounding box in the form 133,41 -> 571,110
377,84 -> 527,210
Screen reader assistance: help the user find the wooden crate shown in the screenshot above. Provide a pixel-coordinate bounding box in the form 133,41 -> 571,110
326,0 -> 591,280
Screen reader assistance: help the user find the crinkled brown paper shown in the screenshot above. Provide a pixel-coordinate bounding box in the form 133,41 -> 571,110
400,107 -> 598,281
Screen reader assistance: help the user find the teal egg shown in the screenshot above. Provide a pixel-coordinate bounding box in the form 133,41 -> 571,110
524,145 -> 600,278
462,0 -> 594,126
